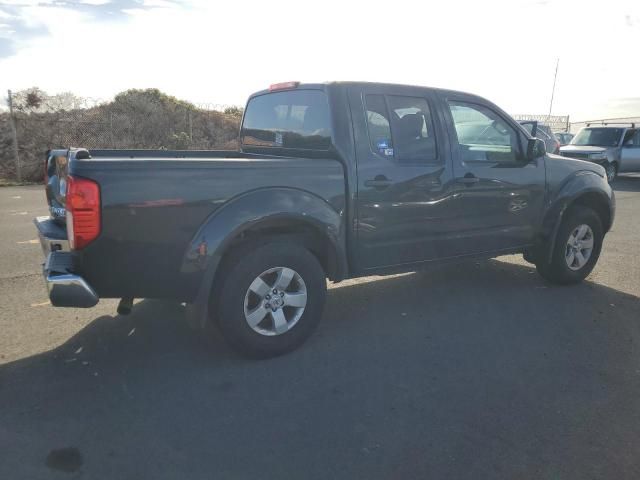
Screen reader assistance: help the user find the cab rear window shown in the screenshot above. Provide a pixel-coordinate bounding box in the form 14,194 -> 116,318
241,90 -> 331,151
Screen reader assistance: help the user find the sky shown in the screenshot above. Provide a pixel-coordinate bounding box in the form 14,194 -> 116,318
0,0 -> 638,121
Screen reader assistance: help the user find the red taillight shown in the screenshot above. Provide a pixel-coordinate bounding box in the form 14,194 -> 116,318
269,81 -> 300,91
66,176 -> 100,250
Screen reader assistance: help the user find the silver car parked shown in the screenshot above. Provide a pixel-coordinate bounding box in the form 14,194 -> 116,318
555,132 -> 574,146
560,123 -> 640,182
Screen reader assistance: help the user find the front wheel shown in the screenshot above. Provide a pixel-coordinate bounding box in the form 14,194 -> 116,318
215,242 -> 327,358
536,206 -> 603,285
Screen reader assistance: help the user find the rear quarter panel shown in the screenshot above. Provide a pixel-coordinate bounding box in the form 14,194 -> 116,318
70,157 -> 346,299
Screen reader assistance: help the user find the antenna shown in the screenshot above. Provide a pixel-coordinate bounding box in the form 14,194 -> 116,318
547,58 -> 559,120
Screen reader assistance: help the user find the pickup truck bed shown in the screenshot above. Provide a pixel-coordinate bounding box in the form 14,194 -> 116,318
42,150 -> 346,300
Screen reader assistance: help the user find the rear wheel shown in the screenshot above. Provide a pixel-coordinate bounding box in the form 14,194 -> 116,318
215,242 -> 327,358
536,206 -> 603,284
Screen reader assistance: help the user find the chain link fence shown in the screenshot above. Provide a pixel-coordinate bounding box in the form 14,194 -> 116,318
0,90 -> 243,182
512,114 -> 571,133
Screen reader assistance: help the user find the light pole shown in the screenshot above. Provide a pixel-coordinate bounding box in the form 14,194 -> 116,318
7,89 -> 21,183
547,58 -> 559,120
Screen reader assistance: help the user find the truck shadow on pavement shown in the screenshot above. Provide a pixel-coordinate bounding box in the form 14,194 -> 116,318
2,260 -> 640,479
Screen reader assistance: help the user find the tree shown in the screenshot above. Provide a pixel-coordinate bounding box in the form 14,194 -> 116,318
12,87 -> 46,112
11,87 -> 87,113
111,88 -> 195,113
224,106 -> 244,117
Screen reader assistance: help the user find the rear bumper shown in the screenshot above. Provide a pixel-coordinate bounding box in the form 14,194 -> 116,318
34,217 -> 99,308
33,216 -> 68,254
45,270 -> 99,308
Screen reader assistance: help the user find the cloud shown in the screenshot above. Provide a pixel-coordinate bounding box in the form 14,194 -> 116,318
0,6 -> 47,57
0,0 -> 185,58
1,0 -> 639,120
0,37 -> 16,57
602,98 -> 640,119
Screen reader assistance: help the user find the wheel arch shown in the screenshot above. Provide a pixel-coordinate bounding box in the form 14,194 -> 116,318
181,188 -> 348,328
214,214 -> 346,283
538,178 -> 613,265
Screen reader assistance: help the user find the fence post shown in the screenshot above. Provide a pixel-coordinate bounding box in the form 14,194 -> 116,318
109,113 -> 114,148
7,89 -> 21,183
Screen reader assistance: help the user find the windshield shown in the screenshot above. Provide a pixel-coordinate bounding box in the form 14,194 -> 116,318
571,128 -> 623,147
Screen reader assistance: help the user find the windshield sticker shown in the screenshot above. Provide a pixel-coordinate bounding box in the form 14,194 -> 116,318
384,148 -> 394,156
275,132 -> 283,146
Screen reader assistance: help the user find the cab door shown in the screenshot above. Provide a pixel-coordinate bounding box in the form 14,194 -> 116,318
348,84 -> 457,272
437,94 -> 546,255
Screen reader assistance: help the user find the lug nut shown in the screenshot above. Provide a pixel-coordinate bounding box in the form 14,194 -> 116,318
265,294 -> 271,300
280,292 -> 285,297
273,289 -> 278,294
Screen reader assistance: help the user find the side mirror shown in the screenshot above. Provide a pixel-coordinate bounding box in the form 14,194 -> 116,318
527,137 -> 546,160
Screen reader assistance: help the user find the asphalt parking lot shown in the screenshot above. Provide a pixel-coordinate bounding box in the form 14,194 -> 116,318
1,178 -> 639,479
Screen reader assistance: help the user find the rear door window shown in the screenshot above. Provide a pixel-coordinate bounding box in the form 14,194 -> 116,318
241,90 -> 331,151
364,94 -> 394,158
364,94 -> 438,163
387,95 -> 437,162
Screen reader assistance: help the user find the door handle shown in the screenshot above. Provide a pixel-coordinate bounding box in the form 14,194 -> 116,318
456,174 -> 480,186
365,176 -> 392,189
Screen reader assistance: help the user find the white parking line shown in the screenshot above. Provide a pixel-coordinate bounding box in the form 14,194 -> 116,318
30,301 -> 50,307
17,239 -> 39,245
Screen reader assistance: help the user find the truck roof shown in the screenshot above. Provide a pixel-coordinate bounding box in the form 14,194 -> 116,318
248,81 -> 484,103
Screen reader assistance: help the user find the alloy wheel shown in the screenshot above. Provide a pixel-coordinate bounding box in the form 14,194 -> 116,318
243,267 -> 307,336
565,224 -> 594,271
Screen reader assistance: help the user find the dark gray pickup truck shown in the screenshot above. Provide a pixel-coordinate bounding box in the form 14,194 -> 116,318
35,81 -> 615,357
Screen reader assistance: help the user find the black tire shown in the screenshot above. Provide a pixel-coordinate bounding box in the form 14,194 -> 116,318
605,162 -> 618,183
536,206 -> 603,285
214,241 -> 327,358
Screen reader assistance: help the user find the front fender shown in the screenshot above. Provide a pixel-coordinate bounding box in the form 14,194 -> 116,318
540,170 -> 614,263
180,187 -> 346,311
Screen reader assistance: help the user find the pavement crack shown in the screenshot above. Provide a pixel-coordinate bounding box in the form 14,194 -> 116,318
0,272 -> 41,281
